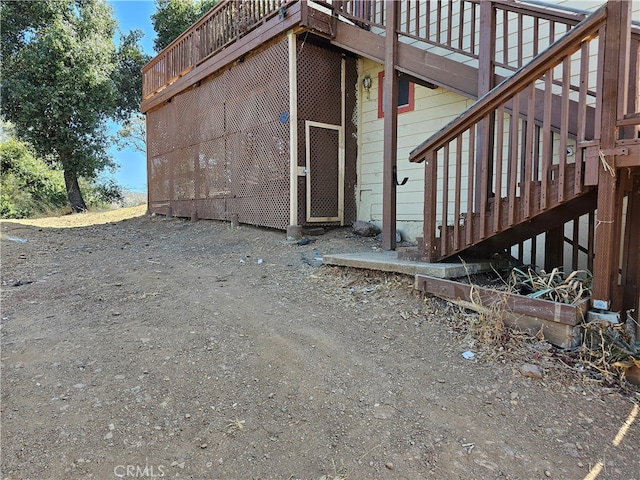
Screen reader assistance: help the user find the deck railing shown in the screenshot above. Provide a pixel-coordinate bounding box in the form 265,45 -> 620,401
143,1 -> 602,101
327,1 -> 592,71
142,0 -> 288,99
408,5 -> 610,262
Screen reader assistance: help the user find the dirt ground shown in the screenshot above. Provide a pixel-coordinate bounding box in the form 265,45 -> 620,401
1,207 -> 638,480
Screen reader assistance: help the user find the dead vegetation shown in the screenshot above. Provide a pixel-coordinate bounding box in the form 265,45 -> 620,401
507,267 -> 592,304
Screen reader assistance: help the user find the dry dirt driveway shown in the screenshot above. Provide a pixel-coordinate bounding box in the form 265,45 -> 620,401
1,207 -> 638,480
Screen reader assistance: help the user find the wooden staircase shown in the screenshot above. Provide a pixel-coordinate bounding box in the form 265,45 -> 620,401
405,3 -> 640,272
327,0 -> 639,314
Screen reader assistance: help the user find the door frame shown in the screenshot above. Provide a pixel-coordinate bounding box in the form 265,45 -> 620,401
305,120 -> 345,224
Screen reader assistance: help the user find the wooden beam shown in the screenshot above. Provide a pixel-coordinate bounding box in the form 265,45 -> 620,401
410,4 -> 607,163
592,1 -> 631,311
141,2 -> 303,113
330,18 -> 479,99
415,275 -> 589,328
475,0 -> 497,226
382,0 -> 399,251
288,32 -> 299,227
621,174 -> 640,329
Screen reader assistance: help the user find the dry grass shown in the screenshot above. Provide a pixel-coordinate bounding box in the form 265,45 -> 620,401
508,267 -> 592,304
576,319 -> 639,385
2,204 -> 146,228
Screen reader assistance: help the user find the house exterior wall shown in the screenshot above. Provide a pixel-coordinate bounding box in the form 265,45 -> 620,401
357,57 -> 474,241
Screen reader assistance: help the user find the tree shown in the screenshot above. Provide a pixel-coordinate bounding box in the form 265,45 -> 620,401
0,0 -> 149,212
151,0 -> 217,52
113,113 -> 147,154
0,136 -> 68,218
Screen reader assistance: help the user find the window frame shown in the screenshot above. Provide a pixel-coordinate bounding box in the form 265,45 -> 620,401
377,71 -> 415,118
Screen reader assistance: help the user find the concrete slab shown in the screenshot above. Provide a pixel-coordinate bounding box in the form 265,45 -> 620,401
322,251 -> 508,279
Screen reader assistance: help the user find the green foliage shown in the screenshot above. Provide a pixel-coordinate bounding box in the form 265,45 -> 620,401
81,177 -> 124,207
0,134 -> 124,218
114,30 -> 152,121
0,138 -> 68,218
0,0 -> 148,211
151,0 -> 217,52
113,113 -> 146,153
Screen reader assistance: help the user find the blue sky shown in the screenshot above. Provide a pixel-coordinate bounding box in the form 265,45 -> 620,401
107,1 -> 156,193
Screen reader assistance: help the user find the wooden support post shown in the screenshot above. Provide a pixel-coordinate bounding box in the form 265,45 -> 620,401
544,225 -> 564,272
475,0 -> 496,223
288,31 -> 299,229
382,0 -> 399,251
621,174 -> 640,337
623,34 -> 639,140
592,0 -> 631,311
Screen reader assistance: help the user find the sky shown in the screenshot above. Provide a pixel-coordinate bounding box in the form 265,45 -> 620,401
107,0 -> 157,193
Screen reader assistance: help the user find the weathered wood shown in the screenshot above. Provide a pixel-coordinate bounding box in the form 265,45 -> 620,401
415,275 -> 589,328
409,4 -> 607,162
423,151 -> 437,262
382,0 -> 398,251
331,19 -> 479,99
476,0 -> 495,238
142,2 -> 303,112
592,1 -> 631,311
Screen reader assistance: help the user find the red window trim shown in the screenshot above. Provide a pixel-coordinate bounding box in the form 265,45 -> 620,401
377,71 -> 415,119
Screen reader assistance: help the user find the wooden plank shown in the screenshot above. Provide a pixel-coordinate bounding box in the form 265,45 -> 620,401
409,4 -> 607,162
592,1 -> 631,311
443,187 -> 597,261
288,32 -> 298,227
524,84 -> 535,219
493,105 -> 504,235
423,151 -> 438,262
508,92 -> 520,227
476,0 -> 496,238
382,0 -> 399,251
331,12 -> 481,100
441,143 -> 450,256
415,275 -> 589,327
614,142 -> 640,167
142,2 -> 303,112
454,136 -> 463,251
466,125 -> 475,246
540,68 -> 553,210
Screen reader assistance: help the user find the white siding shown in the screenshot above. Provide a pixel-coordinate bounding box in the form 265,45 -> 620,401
357,58 -> 472,241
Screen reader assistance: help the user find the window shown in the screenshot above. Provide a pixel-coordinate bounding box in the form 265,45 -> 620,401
377,71 -> 414,118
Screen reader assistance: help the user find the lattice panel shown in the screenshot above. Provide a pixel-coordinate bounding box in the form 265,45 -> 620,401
198,138 -> 230,198
173,146 -> 196,200
343,55 -> 358,225
296,39 -> 358,226
147,37 -> 291,229
175,87 -> 198,150
198,76 -> 226,143
308,127 -> 340,218
147,107 -> 173,157
149,154 -> 171,202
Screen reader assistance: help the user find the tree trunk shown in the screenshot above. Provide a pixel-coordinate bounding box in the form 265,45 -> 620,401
64,169 -> 87,212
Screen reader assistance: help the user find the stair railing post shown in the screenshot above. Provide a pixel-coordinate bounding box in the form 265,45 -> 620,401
592,0 -> 631,312
423,151 -> 438,262
382,0 -> 399,251
475,0 -> 497,238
